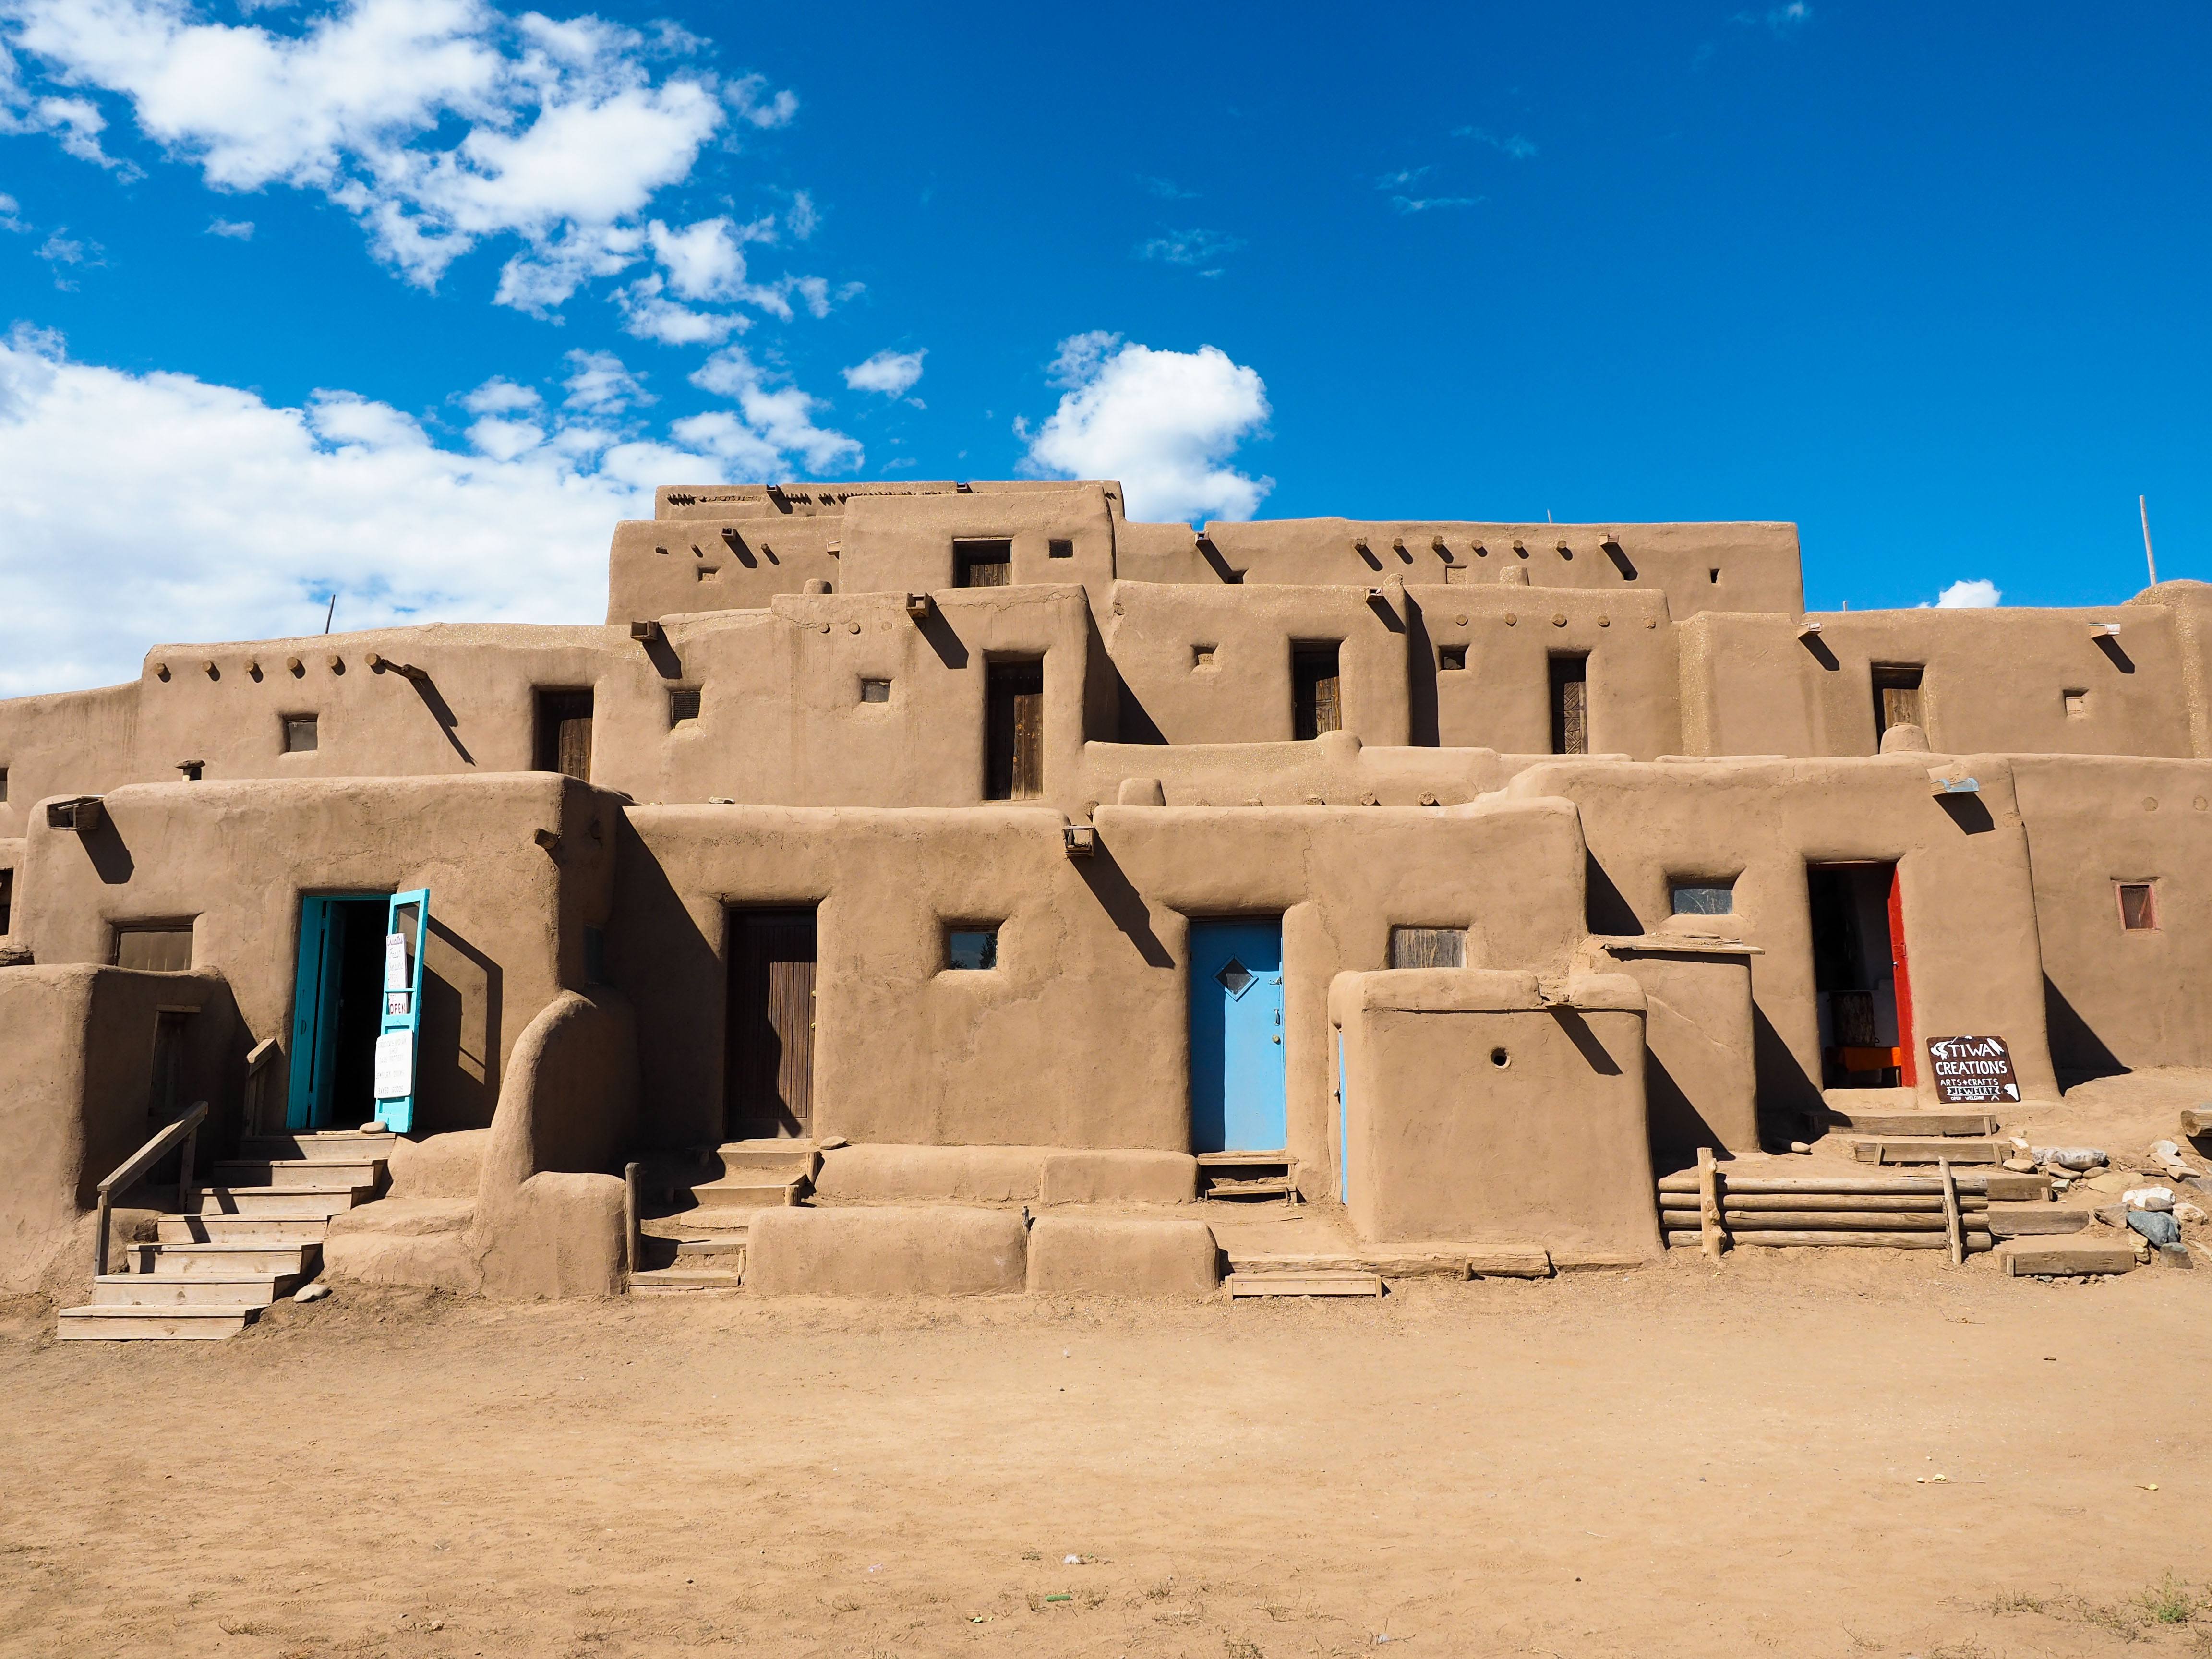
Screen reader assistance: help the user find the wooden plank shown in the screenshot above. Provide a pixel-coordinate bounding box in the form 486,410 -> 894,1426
1851,1139 -> 2003,1166
2181,1108 -> 2212,1139
1204,1176 -> 1294,1198
1716,1212 -> 1988,1232
1664,1230 -> 1993,1251
1997,1237 -> 2139,1276
1826,1110 -> 1998,1136
1660,1193 -> 1982,1213
1697,1147 -> 1726,1261
1196,1151 -> 1290,1166
1230,1252 -> 1468,1280
1227,1271 -> 1382,1298
1658,1171 -> 2044,1197
1940,1159 -> 1965,1266
1985,1203 -> 2090,1238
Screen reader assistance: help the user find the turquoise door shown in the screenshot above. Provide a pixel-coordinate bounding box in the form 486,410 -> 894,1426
372,889 -> 430,1133
1189,919 -> 1287,1153
286,897 -> 341,1130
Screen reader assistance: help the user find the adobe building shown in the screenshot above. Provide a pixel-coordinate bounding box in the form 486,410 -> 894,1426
3,478 -> 2208,1329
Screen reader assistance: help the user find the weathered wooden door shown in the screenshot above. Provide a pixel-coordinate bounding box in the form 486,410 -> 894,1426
1550,655 -> 1589,754
726,909 -> 818,1138
986,661 -> 1044,800
535,689 -> 595,780
1292,645 -> 1341,740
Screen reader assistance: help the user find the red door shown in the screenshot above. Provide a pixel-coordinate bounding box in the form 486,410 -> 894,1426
1886,866 -> 1916,1086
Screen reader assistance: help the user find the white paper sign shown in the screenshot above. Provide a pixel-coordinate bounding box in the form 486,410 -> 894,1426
373,1029 -> 414,1099
384,930 -> 409,992
385,992 -> 409,1018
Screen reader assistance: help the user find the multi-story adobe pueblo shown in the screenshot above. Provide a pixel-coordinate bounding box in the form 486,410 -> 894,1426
3,478 -> 2207,1330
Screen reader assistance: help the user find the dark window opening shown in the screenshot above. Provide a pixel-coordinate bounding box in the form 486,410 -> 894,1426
1549,654 -> 1589,754
0,766 -> 9,802
1809,861 -> 1910,1089
1872,665 -> 1924,741
1708,568 -> 1720,584
1047,538 -> 1074,559
1292,643 -> 1343,740
986,660 -> 1044,800
1671,880 -> 1735,915
178,761 -> 204,782
1438,645 -> 1467,671
859,678 -> 891,704
2118,882 -> 2158,931
149,1008 -> 191,1120
534,688 -> 595,780
954,539 -> 1013,587
669,688 -> 701,725
947,927 -> 999,970
113,923 -> 195,972
283,715 -> 318,753
0,867 -> 12,935
584,925 -> 608,985
1389,926 -> 1465,968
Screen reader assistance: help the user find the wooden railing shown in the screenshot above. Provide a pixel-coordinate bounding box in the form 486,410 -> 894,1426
240,1038 -> 280,1138
94,1100 -> 207,1278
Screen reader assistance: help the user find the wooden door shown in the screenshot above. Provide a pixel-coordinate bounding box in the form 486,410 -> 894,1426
986,661 -> 1044,800
726,910 -> 818,1138
1886,865 -> 1917,1085
1189,920 -> 1287,1153
1550,656 -> 1589,754
1292,645 -> 1341,740
535,690 -> 595,780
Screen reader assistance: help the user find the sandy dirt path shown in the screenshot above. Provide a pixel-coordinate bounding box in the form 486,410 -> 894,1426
1,1251 -> 2208,1659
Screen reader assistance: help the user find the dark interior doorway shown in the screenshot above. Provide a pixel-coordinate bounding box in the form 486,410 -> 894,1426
534,689 -> 595,780
1292,643 -> 1342,740
985,661 -> 1044,800
291,896 -> 388,1129
726,908 -> 819,1139
1807,861 -> 1914,1088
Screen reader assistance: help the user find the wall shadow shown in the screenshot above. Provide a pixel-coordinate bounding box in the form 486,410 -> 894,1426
408,675 -> 476,765
2043,971 -> 2128,1085
1076,840 -> 1175,968
915,610 -> 969,669
81,817 -> 134,885
1550,1006 -> 1623,1075
1751,1000 -> 1825,1129
1584,853 -> 1640,934
419,916 -> 500,1131
1404,596 -> 1439,748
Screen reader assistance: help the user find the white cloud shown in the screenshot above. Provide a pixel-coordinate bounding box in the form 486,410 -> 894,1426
0,0 -> 797,309
0,191 -> 25,231
1137,227 -> 1241,272
842,347 -> 924,397
613,271 -> 746,344
0,327 -> 851,694
206,215 -> 255,238
34,226 -> 98,286
646,214 -> 750,301
1016,331 -> 1271,525
784,188 -> 816,240
688,344 -> 859,474
1935,578 -> 2001,608
561,347 -> 648,413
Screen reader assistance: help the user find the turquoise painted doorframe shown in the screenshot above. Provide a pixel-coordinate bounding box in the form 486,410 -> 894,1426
372,889 -> 430,1133
1189,918 -> 1287,1154
286,892 -> 385,1131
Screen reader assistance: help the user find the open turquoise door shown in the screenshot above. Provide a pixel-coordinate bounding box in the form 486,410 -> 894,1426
371,889 -> 429,1133
286,899 -> 337,1131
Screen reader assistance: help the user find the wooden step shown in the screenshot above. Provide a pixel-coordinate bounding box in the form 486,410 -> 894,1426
686,1178 -> 801,1212
1227,1270 -> 1382,1298
1657,1171 -> 2049,1199
191,1185 -> 372,1218
239,1132 -> 397,1163
1196,1150 -> 1290,1167
1826,1109 -> 1998,1136
1665,1230 -> 1995,1251
1851,1139 -> 2004,1166
133,1241 -> 320,1276
213,1158 -> 384,1189
91,1273 -> 300,1307
1204,1176 -> 1296,1199
1997,1236 -> 2140,1276
627,1267 -> 743,1293
56,1305 -> 260,1340
1985,1203 -> 2090,1238
157,1214 -> 334,1244
1226,1248 -> 1550,1280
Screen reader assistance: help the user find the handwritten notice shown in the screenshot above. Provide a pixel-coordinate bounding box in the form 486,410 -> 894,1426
1926,1035 -> 2020,1104
373,1030 -> 414,1100
384,930 -> 409,992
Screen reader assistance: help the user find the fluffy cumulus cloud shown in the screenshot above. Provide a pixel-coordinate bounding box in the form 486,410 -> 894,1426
1935,578 -> 2001,608
0,328 -> 860,693
1016,332 -> 1271,524
0,0 -> 812,313
842,347 -> 923,397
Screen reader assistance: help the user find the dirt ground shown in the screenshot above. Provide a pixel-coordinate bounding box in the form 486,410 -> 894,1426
3,1247 -> 2210,1659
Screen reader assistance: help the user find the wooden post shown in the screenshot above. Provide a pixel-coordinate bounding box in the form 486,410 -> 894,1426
1697,1147 -> 1726,1261
623,1162 -> 641,1281
1938,1157 -> 1964,1266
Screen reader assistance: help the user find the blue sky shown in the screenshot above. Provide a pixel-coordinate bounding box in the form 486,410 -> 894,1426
1,0 -> 2206,692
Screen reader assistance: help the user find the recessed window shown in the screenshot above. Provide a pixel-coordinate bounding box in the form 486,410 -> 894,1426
2064,689 -> 2088,719
1872,665 -> 1924,739
1671,880 -> 1736,916
1047,538 -> 1074,559
954,539 -> 1012,587
1192,645 -> 1216,668
1708,568 -> 1720,585
0,766 -> 9,802
2118,882 -> 2158,931
1390,926 -> 1466,968
859,678 -> 891,704
946,927 -> 999,970
282,715 -> 318,753
113,923 -> 194,972
669,689 -> 701,725
535,689 -> 594,781
1438,645 -> 1467,671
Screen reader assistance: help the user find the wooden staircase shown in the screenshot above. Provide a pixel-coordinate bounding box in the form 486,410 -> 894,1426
58,1130 -> 393,1340
1197,1151 -> 1299,1205
626,1139 -> 818,1293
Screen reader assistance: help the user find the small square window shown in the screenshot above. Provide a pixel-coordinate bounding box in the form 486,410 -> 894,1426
859,678 -> 891,703
1439,645 -> 1467,671
1671,881 -> 1735,916
2118,882 -> 2157,931
1390,926 -> 1466,968
669,689 -> 701,725
1708,568 -> 1721,584
282,715 -> 318,753
1192,646 -> 1216,668
695,566 -> 720,582
2064,689 -> 2088,719
1047,538 -> 1074,559
946,927 -> 999,970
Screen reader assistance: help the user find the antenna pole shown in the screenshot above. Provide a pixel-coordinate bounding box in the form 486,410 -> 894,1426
2140,495 -> 2158,588
323,594 -> 337,635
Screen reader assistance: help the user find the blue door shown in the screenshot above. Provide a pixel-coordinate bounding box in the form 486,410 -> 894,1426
1189,919 -> 1287,1153
372,889 -> 430,1133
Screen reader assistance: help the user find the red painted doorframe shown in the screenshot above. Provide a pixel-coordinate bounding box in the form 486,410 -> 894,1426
1886,864 -> 1917,1086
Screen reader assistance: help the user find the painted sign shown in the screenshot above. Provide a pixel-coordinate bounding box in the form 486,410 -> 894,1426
384,930 -> 409,991
1925,1035 -> 2020,1104
373,1029 -> 414,1099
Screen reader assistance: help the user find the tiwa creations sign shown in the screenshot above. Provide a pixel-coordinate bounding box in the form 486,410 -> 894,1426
1925,1035 -> 2020,1104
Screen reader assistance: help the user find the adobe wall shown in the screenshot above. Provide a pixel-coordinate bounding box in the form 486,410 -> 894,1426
2012,756 -> 2212,1074
11,774 -> 617,1136
1076,732 -> 1527,809
0,683 -> 149,842
1511,754 -> 2059,1119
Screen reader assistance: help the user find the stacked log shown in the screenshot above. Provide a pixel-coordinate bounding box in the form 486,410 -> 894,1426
1656,1171 -> 2000,1253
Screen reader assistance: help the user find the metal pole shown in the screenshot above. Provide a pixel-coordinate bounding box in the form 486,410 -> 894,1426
2141,495 -> 2158,588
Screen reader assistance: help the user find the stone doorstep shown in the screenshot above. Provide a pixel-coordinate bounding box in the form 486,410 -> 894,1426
238,1133 -> 398,1164
626,1267 -> 743,1294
